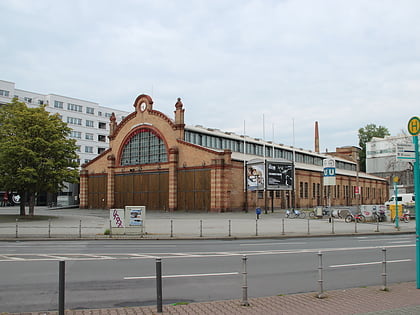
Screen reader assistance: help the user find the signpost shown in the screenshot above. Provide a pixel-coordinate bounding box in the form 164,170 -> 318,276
407,116 -> 420,289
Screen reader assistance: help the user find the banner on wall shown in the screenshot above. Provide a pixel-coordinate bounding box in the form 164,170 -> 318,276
246,161 -> 265,191
266,161 -> 294,190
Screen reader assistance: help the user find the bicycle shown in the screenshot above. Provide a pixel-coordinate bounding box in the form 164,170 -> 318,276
391,211 -> 410,223
345,213 -> 366,223
286,209 -> 307,219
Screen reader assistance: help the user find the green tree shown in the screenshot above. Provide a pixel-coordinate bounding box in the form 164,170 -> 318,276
358,123 -> 390,172
0,98 -> 79,215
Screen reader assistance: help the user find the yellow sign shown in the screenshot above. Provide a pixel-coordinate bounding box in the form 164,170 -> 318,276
408,116 -> 420,136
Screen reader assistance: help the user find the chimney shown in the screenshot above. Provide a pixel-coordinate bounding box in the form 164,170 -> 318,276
314,121 -> 320,153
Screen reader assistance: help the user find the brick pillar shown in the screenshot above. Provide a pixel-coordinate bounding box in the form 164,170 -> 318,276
168,147 -> 179,212
106,154 -> 116,209
211,158 -> 225,212
79,169 -> 88,209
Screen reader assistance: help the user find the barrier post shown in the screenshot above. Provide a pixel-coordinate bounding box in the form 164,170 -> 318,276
79,219 -> 82,238
317,251 -> 326,298
307,219 -> 310,235
381,248 -> 388,291
282,218 -> 285,235
170,220 -> 173,238
241,255 -> 250,306
15,218 -> 18,238
200,220 -> 203,237
228,219 -> 231,237
156,258 -> 163,313
48,218 -> 51,238
331,217 -> 335,234
58,260 -> 65,315
255,219 -> 258,236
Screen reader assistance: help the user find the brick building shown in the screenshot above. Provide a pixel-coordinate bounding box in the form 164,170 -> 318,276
80,94 -> 388,212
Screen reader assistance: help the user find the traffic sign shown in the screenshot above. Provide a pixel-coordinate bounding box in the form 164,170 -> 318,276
408,116 -> 420,136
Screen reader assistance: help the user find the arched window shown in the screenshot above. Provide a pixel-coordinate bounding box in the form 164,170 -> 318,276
121,128 -> 167,166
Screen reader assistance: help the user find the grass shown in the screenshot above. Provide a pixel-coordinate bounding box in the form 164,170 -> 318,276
172,302 -> 190,306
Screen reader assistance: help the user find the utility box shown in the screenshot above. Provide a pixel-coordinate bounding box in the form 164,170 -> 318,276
110,206 -> 146,235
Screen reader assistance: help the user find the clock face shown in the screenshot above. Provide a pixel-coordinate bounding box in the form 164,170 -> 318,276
140,102 -> 147,112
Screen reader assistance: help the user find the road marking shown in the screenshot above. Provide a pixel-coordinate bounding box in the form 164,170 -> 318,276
330,259 -> 412,268
240,242 -> 307,246
358,238 -> 412,242
124,272 -> 239,280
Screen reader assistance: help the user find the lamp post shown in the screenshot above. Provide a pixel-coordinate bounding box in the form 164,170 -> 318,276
393,176 -> 399,230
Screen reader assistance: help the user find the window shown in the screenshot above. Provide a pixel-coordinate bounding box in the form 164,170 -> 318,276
98,122 -> 106,129
98,135 -> 106,142
121,128 -> 167,165
98,111 -> 102,116
86,107 -> 95,114
23,97 -> 32,103
85,133 -> 94,140
76,145 -> 81,152
105,112 -> 112,118
85,146 -> 93,153
304,182 -> 308,198
98,147 -> 106,154
67,103 -> 83,112
258,191 -> 264,199
37,100 -> 44,105
0,89 -> 10,97
54,100 -> 64,108
299,182 -> 304,198
70,131 -> 81,139
67,117 -> 82,125
86,120 -> 94,127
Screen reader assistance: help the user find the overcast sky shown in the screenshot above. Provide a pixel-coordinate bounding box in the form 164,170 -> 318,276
1,0 -> 419,152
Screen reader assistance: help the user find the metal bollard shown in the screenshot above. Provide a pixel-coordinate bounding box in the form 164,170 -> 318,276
228,219 -> 231,237
170,220 -> 173,238
59,260 -> 65,315
331,217 -> 335,234
48,218 -> 51,238
241,255 -> 250,306
317,251 -> 326,298
381,247 -> 388,291
307,219 -> 310,235
109,220 -> 112,238
200,220 -> 203,237
79,219 -> 82,238
376,216 -> 380,233
156,258 -> 163,313
255,219 -> 258,236
354,217 -> 358,233
15,218 -> 18,238
282,218 -> 285,235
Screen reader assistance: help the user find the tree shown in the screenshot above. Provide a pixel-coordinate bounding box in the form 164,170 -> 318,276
0,98 -> 79,215
358,123 -> 390,172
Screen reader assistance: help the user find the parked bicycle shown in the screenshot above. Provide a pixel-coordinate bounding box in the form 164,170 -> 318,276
391,210 -> 410,223
309,207 -> 330,218
286,209 -> 306,219
345,212 -> 366,223
372,209 -> 386,222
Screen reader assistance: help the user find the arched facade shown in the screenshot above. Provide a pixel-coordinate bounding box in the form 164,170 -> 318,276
80,94 -> 388,212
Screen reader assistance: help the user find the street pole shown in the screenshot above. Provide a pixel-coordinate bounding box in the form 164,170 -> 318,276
394,177 -> 399,230
413,135 -> 420,289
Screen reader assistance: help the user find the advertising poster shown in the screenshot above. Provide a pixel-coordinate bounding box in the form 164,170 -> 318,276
129,208 -> 143,226
247,162 -> 265,191
266,162 -> 293,190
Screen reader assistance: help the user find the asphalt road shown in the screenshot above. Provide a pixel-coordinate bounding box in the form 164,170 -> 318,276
0,235 -> 416,313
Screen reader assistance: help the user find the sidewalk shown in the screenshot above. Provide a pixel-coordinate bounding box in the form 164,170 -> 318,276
9,282 -> 420,315
1,206 -> 419,314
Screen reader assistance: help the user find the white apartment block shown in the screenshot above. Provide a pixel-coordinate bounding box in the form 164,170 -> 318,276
0,79 -> 130,168
366,135 -> 414,194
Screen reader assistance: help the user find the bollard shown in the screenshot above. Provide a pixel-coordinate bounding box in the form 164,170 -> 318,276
15,218 -> 18,238
255,219 -> 258,236
354,217 -> 358,233
48,218 -> 51,238
241,255 -> 250,306
170,220 -> 173,238
307,219 -> 310,235
331,217 -> 335,234
79,219 -> 82,238
228,219 -> 231,237
156,258 -> 163,313
109,220 -> 112,238
381,248 -> 388,291
200,220 -> 203,237
59,260 -> 65,315
282,218 -> 285,235
317,251 -> 326,298
376,216 -> 380,233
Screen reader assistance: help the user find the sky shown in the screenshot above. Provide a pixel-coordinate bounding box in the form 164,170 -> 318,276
1,0 -> 420,152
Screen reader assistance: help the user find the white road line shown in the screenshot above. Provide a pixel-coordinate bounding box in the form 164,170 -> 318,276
358,238 -> 412,242
240,242 -> 307,246
330,259 -> 412,268
124,272 -> 239,280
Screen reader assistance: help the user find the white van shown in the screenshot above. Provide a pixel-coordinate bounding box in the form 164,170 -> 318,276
384,193 -> 415,207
